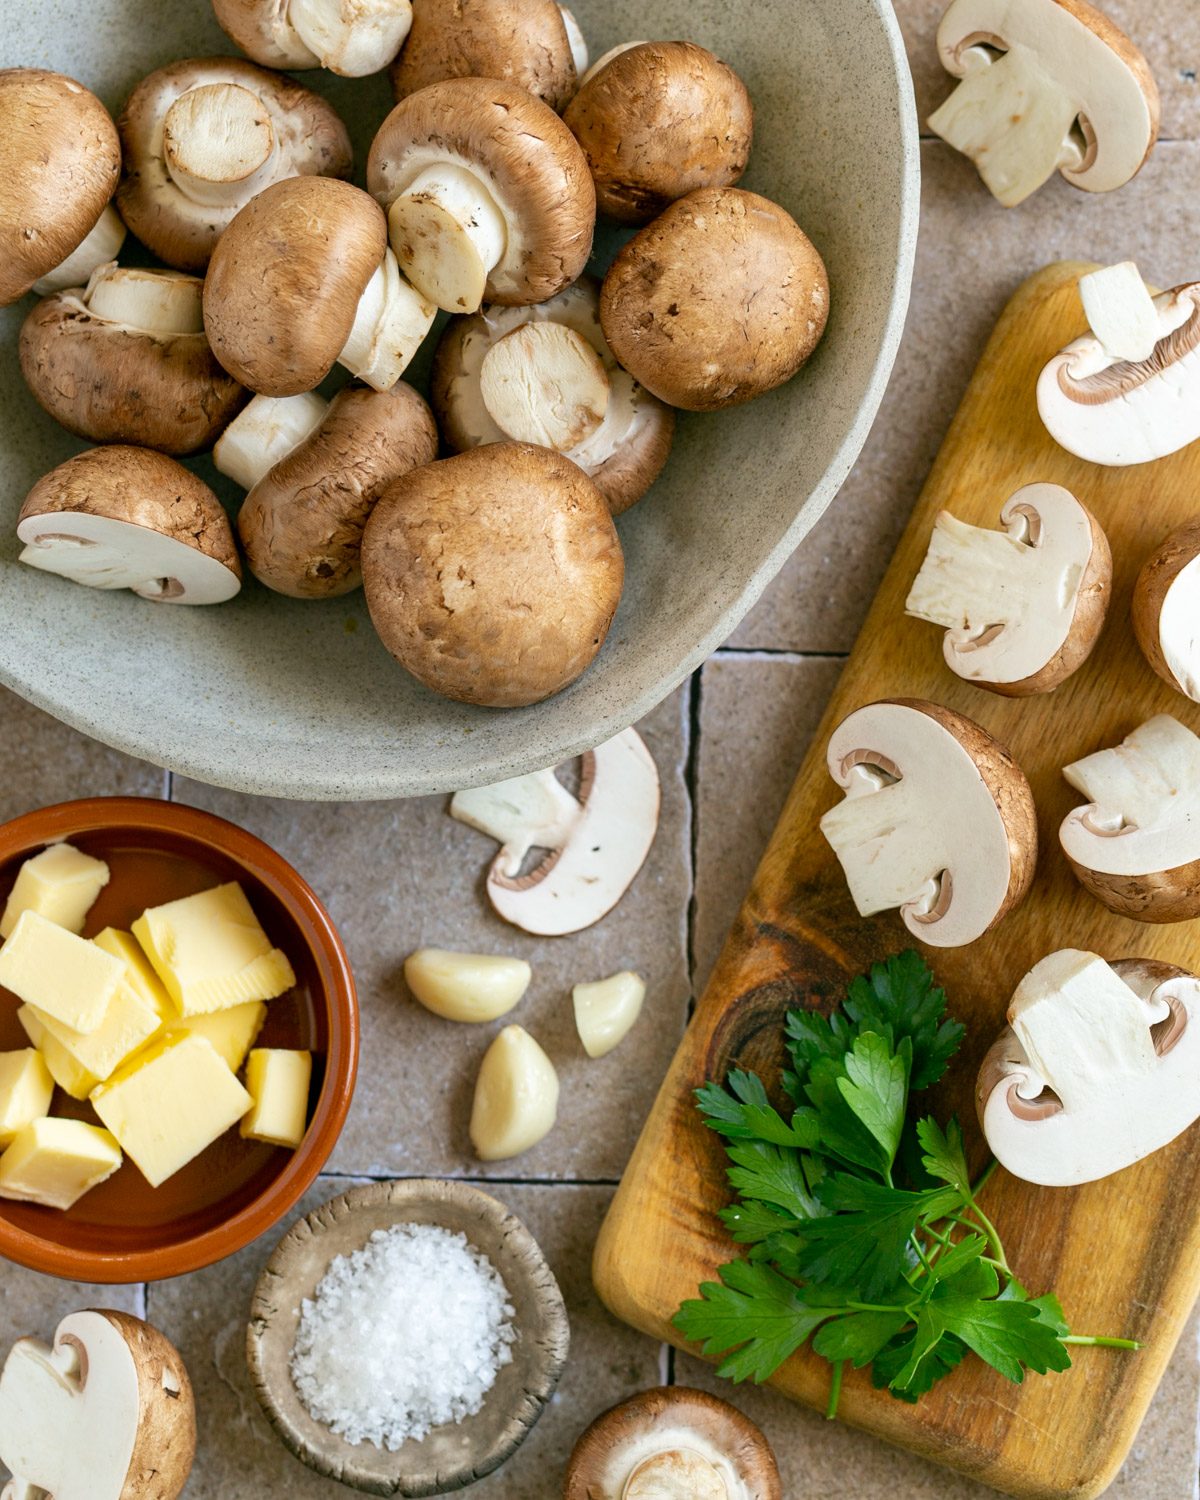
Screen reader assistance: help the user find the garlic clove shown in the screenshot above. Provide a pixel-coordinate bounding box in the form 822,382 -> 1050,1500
469,1025 -> 558,1161
404,949 -> 531,1024
573,971 -> 645,1058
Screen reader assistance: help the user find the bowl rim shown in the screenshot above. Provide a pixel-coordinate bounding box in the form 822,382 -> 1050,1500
0,795 -> 359,1283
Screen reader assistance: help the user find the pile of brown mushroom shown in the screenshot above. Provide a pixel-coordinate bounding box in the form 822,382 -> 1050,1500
4,10 -> 831,710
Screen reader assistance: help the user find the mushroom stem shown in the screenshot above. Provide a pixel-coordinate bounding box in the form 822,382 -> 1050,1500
559,6 -> 589,78
339,251 -> 437,391
162,83 -> 279,208
907,511 -> 1037,632
83,264 -> 204,335
31,205 -> 127,297
213,392 -> 329,492
287,0 -> 414,76
480,321 -> 611,451
387,164 -> 508,313
624,1450 -> 729,1499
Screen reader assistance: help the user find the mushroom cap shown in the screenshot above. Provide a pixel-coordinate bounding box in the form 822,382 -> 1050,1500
1133,519 -> 1200,701
19,270 -> 248,456
601,187 -> 829,411
564,1387 -> 782,1500
213,0 -> 413,76
389,0 -> 580,111
238,381 -> 438,598
361,442 -> 623,707
204,176 -> 387,396
432,277 -> 675,515
368,78 -> 595,306
116,57 -> 352,273
0,69 -> 121,307
564,41 -> 753,225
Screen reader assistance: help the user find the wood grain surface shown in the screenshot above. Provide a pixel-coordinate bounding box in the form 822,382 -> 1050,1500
594,262 -> 1200,1499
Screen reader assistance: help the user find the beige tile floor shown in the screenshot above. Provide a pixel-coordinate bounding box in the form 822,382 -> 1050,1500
3,5 -> 1200,1498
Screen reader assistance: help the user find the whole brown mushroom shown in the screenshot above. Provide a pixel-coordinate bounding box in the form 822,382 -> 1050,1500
212,0 -> 414,77
361,443 -> 624,707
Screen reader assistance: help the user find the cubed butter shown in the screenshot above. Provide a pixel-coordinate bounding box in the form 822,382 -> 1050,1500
166,1001 -> 267,1072
0,1050 -> 53,1147
0,1117 -> 122,1210
0,911 -> 124,1033
93,928 -> 175,1020
0,843 -> 110,940
30,982 -> 163,1086
133,883 -> 296,1016
241,1049 -> 312,1149
91,1034 -> 252,1188
17,1008 -> 99,1101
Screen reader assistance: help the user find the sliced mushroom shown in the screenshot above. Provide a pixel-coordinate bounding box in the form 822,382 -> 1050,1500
212,0 -> 414,77
928,0 -> 1158,207
1134,521 -> 1200,702
0,1309 -> 195,1500
367,78 -> 595,313
17,446 -> 242,605
565,1387 -> 782,1500
601,187 -> 829,411
115,57 -> 352,272
469,1025 -> 559,1161
905,483 -> 1111,695
977,950 -> 1200,1186
1037,262 -> 1200,466
432,278 -> 674,515
19,262 -> 247,456
389,0 -> 585,111
203,176 -> 436,396
1059,714 -> 1200,922
449,728 -> 659,935
361,443 -> 623,708
0,69 -> 125,306
820,699 -> 1037,948
563,41 -> 753,226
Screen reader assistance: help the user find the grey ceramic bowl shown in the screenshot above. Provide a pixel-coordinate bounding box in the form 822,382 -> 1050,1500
0,1 -> 918,799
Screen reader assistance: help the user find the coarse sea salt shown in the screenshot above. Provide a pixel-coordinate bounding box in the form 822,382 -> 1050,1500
290,1222 -> 517,1450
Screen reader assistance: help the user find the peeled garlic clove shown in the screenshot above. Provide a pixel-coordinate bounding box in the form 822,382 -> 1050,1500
573,970 -> 646,1058
404,949 -> 531,1023
470,1025 -> 559,1161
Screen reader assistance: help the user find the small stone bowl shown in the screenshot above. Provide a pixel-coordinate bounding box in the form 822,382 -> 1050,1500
247,1179 -> 571,1495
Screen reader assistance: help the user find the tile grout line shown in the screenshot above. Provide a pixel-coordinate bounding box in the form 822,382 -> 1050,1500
713,646 -> 851,663
683,667 -> 704,1018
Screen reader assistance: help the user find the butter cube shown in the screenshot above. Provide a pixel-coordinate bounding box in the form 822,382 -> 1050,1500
93,928 -> 175,1020
16,1008 -> 99,1101
0,1118 -> 122,1210
133,883 -> 296,1016
0,911 -> 124,1033
91,1035 -> 252,1188
0,1050 -> 53,1147
166,1002 -> 267,1072
241,1049 -> 312,1149
30,983 -> 163,1086
0,843 -> 110,940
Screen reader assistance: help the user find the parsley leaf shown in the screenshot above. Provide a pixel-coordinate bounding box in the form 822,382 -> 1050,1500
797,1176 -> 962,1298
802,1057 -> 890,1175
917,1116 -> 972,1196
697,1071 -> 820,1149
837,1033 -> 910,1163
674,1259 -> 835,1384
812,1310 -> 911,1369
724,1138 -> 825,1221
843,950 -> 965,1090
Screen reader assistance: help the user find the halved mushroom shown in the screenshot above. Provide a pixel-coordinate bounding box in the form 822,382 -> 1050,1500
367,78 -> 595,313
1059,714 -> 1200,922
0,69 -> 125,305
212,0 -> 414,77
820,700 -> 1037,948
115,57 -> 352,273
389,0 -> 586,111
563,41 -> 754,226
450,728 -> 659,935
20,262 -> 248,456
0,1308 -> 196,1500
203,176 -> 436,396
218,384 -> 438,597
361,443 -> 623,708
432,278 -> 674,515
1038,263 -> 1200,466
928,0 -> 1158,207
564,1387 -> 782,1500
977,950 -> 1200,1186
601,187 -> 829,411
905,483 -> 1111,695
1133,521 -> 1200,702
17,446 -> 242,605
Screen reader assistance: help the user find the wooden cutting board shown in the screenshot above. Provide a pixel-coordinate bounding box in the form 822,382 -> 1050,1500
594,262 -> 1200,1500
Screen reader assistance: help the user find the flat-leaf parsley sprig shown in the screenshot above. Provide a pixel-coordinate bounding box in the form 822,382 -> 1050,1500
674,951 -> 1137,1417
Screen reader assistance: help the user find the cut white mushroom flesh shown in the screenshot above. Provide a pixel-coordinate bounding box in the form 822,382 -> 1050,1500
338,249 -> 436,391
449,728 -> 661,936
163,83 -> 280,208
213,391 -> 329,492
480,321 -> 610,450
1135,528 -> 1200,702
81,262 -> 204,335
928,0 -> 1157,207
31,205 -> 127,297
978,949 -> 1200,1185
404,949 -> 531,1024
469,1025 -> 559,1161
1038,264 -> 1200,467
285,0 -> 414,76
388,164 -> 509,313
573,971 -> 645,1059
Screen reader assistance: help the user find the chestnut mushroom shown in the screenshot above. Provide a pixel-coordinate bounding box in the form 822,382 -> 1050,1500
432,278 -> 674,515
0,69 -> 125,305
19,262 -> 247,456
212,0 -> 414,77
115,57 -> 352,272
361,443 -> 624,707
563,41 -> 754,225
601,187 -> 829,411
367,78 -> 596,313
1133,520 -> 1200,701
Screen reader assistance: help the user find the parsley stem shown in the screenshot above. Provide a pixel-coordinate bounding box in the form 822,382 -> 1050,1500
1064,1335 -> 1142,1350
910,1233 -> 935,1276
825,1360 -> 844,1420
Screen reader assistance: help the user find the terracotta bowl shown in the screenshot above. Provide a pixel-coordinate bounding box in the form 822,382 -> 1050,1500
248,1180 -> 570,1495
0,797 -> 358,1283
